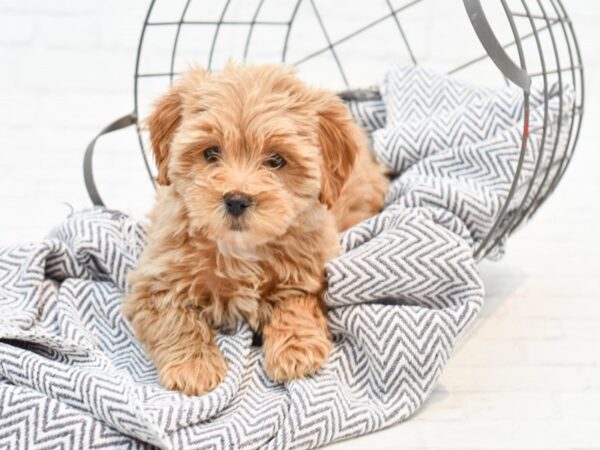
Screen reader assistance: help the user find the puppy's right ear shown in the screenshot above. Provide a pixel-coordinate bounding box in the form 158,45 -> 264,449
146,67 -> 209,185
146,86 -> 183,186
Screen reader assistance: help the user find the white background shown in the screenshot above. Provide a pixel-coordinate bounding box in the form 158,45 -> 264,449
1,0 -> 599,448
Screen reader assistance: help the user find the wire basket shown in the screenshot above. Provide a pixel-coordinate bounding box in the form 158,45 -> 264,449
84,0 -> 584,260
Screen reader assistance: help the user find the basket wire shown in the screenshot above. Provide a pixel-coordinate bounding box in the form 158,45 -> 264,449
86,0 -> 583,260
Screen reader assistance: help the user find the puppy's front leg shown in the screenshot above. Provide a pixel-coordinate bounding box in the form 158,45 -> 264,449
123,293 -> 227,396
263,295 -> 332,382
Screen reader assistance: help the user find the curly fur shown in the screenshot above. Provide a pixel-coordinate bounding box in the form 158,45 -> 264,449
122,64 -> 388,395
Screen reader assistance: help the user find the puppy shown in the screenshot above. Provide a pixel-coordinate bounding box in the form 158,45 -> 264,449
122,64 -> 388,395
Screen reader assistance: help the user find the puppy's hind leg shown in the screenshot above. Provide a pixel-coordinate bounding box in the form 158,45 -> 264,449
262,295 -> 332,383
122,292 -> 228,396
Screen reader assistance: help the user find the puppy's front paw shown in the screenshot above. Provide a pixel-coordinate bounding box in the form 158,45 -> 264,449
263,326 -> 331,383
159,352 -> 228,396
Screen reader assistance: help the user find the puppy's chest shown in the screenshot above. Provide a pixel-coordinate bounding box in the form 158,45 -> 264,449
194,257 -> 316,331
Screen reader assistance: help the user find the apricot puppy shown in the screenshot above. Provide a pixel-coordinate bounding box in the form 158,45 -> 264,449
122,64 -> 388,395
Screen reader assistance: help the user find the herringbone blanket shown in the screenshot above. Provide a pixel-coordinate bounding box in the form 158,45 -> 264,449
0,66 -> 570,449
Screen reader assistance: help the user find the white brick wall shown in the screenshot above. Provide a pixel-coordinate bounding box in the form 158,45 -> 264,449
0,0 -> 150,243
1,1 -> 600,448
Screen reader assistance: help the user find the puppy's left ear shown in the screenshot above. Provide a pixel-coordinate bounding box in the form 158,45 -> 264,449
316,95 -> 360,208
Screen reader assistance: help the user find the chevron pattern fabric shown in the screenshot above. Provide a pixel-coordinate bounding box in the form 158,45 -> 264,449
0,66 -> 571,449
345,66 -> 573,258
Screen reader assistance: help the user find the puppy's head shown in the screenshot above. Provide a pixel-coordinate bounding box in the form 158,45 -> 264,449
147,64 -> 360,249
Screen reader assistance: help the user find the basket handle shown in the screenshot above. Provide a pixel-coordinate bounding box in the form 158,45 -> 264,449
463,0 -> 531,93
83,113 -> 137,206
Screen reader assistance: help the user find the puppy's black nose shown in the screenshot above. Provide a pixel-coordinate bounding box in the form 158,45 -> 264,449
224,193 -> 252,217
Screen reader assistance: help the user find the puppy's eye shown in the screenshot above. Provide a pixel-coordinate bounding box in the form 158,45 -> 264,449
203,146 -> 221,163
265,154 -> 286,169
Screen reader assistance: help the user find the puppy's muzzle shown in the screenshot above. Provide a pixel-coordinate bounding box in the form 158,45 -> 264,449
224,193 -> 252,217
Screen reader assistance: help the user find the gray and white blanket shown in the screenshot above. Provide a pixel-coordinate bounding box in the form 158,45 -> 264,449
0,66 -> 570,449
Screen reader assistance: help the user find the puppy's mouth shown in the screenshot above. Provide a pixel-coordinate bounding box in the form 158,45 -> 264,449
229,220 -> 246,232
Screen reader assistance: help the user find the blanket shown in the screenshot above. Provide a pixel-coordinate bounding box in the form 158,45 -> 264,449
0,66 -> 571,449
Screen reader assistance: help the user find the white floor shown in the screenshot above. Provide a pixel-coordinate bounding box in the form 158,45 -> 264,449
1,1 -> 599,449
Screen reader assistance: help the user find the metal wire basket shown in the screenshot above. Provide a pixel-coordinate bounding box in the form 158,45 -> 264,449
84,0 -> 584,260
